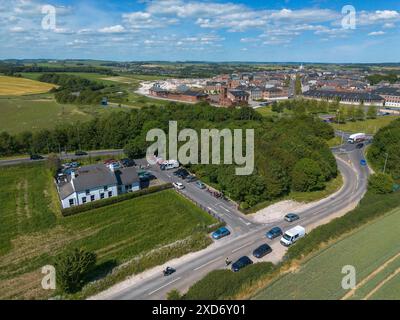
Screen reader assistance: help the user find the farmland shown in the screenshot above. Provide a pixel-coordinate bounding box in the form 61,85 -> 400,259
0,76 -> 55,96
253,206 -> 400,300
0,95 -> 119,134
0,164 -> 216,299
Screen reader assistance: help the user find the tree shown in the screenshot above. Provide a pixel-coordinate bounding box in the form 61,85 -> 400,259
355,106 -> 365,121
367,105 -> 378,119
291,158 -> 326,192
124,136 -> 148,159
347,105 -> 356,122
55,248 -> 97,294
368,173 -> 394,194
46,153 -> 61,177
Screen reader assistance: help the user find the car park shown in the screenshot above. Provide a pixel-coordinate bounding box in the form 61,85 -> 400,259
253,244 -> 272,258
212,227 -> 231,240
285,213 -> 300,222
231,256 -> 253,272
266,227 -> 283,240
173,182 -> 185,190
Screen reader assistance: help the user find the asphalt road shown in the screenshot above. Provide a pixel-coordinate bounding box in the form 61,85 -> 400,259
96,147 -> 369,300
0,149 -> 125,167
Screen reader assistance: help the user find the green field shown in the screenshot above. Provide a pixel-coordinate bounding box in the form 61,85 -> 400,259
332,116 -> 400,134
0,95 -> 121,134
254,206 -> 400,300
0,164 -> 216,299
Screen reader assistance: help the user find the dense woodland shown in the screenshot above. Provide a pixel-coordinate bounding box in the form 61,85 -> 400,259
0,103 -> 337,208
368,118 -> 400,181
38,73 -> 128,105
367,73 -> 400,85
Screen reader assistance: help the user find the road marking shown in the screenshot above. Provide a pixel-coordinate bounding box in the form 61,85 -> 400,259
148,277 -> 182,296
194,256 -> 222,271
232,241 -> 254,253
219,205 -> 230,213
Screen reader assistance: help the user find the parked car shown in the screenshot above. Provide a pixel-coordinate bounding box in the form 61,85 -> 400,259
30,154 -> 44,160
231,256 -> 253,272
280,226 -> 306,247
285,213 -> 300,222
196,181 -> 206,189
185,175 -> 197,183
266,227 -> 283,240
75,150 -> 88,156
173,182 -> 185,190
121,158 -> 135,167
212,227 -> 231,240
253,244 -> 272,259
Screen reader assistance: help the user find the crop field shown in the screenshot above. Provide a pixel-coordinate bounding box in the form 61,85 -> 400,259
0,95 -> 120,134
254,206 -> 400,300
0,164 -> 216,299
0,76 -> 55,96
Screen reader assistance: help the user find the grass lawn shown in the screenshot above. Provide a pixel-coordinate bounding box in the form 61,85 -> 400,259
253,206 -> 400,300
0,164 -> 216,299
331,116 -> 400,134
0,95 -> 121,134
0,76 -> 55,96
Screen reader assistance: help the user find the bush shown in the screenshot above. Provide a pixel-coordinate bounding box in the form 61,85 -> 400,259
61,183 -> 173,216
291,158 -> 325,192
183,262 -> 275,300
167,289 -> 182,300
368,173 -> 394,194
55,248 -> 97,294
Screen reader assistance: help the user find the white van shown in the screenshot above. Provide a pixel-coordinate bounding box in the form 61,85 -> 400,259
160,160 -> 180,170
280,226 -> 306,246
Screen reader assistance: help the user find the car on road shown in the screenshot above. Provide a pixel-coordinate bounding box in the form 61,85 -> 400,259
266,227 -> 283,240
196,181 -> 206,189
231,256 -> 253,272
163,267 -> 176,276
186,175 -> 198,183
285,213 -> 300,222
360,159 -> 367,166
253,244 -> 272,259
212,227 -> 231,240
30,154 -> 44,160
356,143 -> 364,149
75,150 -> 88,156
173,182 -> 185,190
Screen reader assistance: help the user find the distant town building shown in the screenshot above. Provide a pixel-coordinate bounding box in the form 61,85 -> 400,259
303,90 -> 384,106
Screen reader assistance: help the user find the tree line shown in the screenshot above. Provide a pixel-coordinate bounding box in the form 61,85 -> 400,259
0,103 -> 337,208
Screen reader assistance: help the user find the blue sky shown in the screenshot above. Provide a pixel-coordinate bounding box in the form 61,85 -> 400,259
0,0 -> 399,62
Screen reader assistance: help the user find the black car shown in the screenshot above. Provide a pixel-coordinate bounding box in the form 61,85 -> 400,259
253,244 -> 272,259
231,256 -> 253,272
356,143 -> 364,149
121,158 -> 135,167
186,175 -> 198,183
163,267 -> 176,276
30,154 -> 44,160
75,150 -> 88,156
266,227 -> 283,240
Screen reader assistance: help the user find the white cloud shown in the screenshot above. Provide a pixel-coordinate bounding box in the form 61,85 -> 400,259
99,25 -> 126,34
9,26 -> 26,33
368,31 -> 385,36
359,10 -> 400,26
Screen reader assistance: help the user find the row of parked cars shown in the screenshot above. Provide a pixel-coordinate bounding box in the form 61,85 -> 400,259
211,213 -> 305,272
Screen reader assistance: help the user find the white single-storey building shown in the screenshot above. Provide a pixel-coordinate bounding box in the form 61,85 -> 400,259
57,163 -> 140,209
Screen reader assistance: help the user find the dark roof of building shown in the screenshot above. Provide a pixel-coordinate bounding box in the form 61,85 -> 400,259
373,87 -> 400,96
72,164 -> 117,192
182,90 -> 208,97
304,90 -> 384,101
115,167 -> 140,186
228,90 -> 250,97
59,181 -> 74,200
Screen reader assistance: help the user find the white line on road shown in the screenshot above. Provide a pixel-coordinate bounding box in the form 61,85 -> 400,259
232,241 -> 254,253
194,256 -> 223,271
148,277 -> 182,296
219,205 -> 230,213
